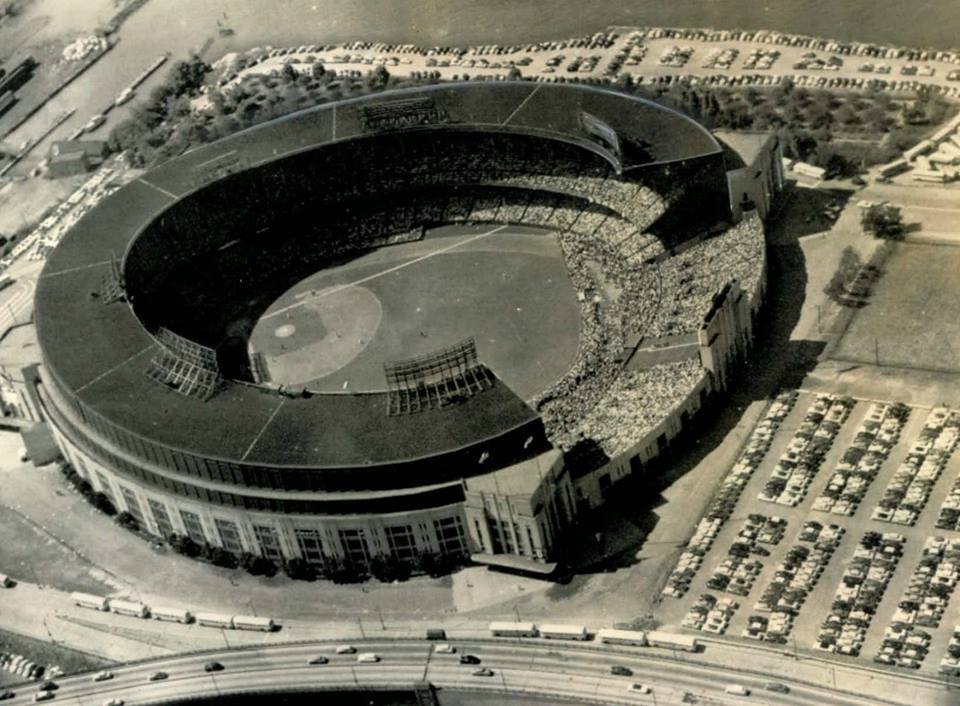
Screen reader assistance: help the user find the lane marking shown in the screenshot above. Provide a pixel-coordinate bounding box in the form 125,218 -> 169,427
262,225 -> 508,321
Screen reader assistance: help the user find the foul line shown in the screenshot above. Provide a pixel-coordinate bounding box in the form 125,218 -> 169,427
138,178 -> 179,200
241,398 -> 286,461
502,84 -> 542,126
76,344 -> 154,394
41,259 -> 113,278
262,224 -> 508,320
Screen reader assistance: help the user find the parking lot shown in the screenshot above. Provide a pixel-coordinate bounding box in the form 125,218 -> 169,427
655,389 -> 960,676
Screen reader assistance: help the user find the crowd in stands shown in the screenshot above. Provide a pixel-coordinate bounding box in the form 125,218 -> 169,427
541,357 -> 704,456
150,132 -> 762,456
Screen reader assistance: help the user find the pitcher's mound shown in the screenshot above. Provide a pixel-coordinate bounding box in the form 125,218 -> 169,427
250,285 -> 383,385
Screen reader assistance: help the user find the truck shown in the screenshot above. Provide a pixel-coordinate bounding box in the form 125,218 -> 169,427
538,624 -> 589,640
489,621 -> 538,637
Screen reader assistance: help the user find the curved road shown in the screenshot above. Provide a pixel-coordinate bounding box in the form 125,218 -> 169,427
1,639 -> 899,706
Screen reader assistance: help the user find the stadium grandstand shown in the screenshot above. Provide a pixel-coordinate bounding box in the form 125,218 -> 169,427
34,82 -> 780,575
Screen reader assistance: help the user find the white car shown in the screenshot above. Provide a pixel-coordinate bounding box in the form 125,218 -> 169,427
628,683 -> 652,694
434,644 -> 456,654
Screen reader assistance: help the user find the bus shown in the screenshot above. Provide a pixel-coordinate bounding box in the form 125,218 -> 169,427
489,621 -> 538,638
71,592 -> 109,611
195,612 -> 235,629
232,615 -> 276,632
538,624 -> 589,641
597,628 -> 648,647
646,631 -> 701,652
109,599 -> 149,618
151,606 -> 193,624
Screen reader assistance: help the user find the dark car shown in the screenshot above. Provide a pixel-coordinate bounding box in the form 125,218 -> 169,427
765,682 -> 790,693
308,656 -> 329,665
148,672 -> 168,682
610,665 -> 633,676
0,691 -> 14,701
459,654 -> 481,665
203,662 -> 224,673
38,682 -> 58,692
472,668 -> 494,677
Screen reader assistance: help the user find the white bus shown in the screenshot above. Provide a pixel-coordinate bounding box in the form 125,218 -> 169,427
232,615 -> 276,632
109,599 -> 149,618
647,631 -> 700,652
489,621 -> 538,638
195,612 -> 235,629
538,624 -> 589,641
151,606 -> 193,624
71,592 -> 109,611
597,628 -> 648,647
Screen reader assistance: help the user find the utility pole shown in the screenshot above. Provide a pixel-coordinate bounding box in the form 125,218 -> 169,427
376,605 -> 385,631
875,337 -> 880,367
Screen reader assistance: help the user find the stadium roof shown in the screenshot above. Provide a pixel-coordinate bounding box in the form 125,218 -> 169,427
35,82 -> 721,475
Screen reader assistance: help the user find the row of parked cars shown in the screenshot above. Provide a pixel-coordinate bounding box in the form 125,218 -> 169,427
936,469 -> 960,531
661,390 -> 797,598
752,522 -> 846,620
682,594 -> 739,634
815,531 -> 907,657
938,626 -> 960,676
700,47 -> 738,69
742,49 -> 780,70
705,515 -> 787,596
657,46 -> 695,68
873,407 -> 960,526
813,402 -> 910,517
758,394 -> 854,507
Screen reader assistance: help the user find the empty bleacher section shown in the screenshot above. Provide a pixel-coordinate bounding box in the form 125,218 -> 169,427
384,338 -> 494,415
145,328 -> 222,400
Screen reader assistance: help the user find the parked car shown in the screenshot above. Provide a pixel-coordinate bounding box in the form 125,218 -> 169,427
203,661 -> 224,672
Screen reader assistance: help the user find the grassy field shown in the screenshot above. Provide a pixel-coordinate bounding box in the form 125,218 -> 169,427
250,225 -> 582,400
832,242 -> 960,371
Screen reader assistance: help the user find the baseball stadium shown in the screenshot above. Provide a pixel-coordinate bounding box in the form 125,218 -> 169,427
33,82 -> 778,574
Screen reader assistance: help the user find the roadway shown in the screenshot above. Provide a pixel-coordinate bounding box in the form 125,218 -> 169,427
0,639 -> 904,706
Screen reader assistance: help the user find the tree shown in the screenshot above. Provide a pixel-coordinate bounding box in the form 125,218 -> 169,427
116,511 -> 139,532
281,62 -> 299,83
823,246 -> 862,304
861,204 -> 904,240
370,65 -> 390,89
206,545 -> 238,568
506,66 -> 522,81
169,533 -> 201,557
311,61 -> 326,80
92,492 -> 117,516
170,55 -> 211,97
283,557 -> 315,581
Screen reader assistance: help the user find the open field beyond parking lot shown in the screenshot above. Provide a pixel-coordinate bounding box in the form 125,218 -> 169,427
833,242 -> 960,372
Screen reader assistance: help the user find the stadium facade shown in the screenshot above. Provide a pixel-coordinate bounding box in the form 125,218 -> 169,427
35,82 -> 781,573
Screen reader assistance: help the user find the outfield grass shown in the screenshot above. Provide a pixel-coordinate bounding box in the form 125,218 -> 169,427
832,242 -> 960,372
250,226 -> 581,400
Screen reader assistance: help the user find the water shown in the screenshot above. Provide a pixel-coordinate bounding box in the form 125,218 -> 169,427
175,0 -> 960,52
7,0 -> 960,163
